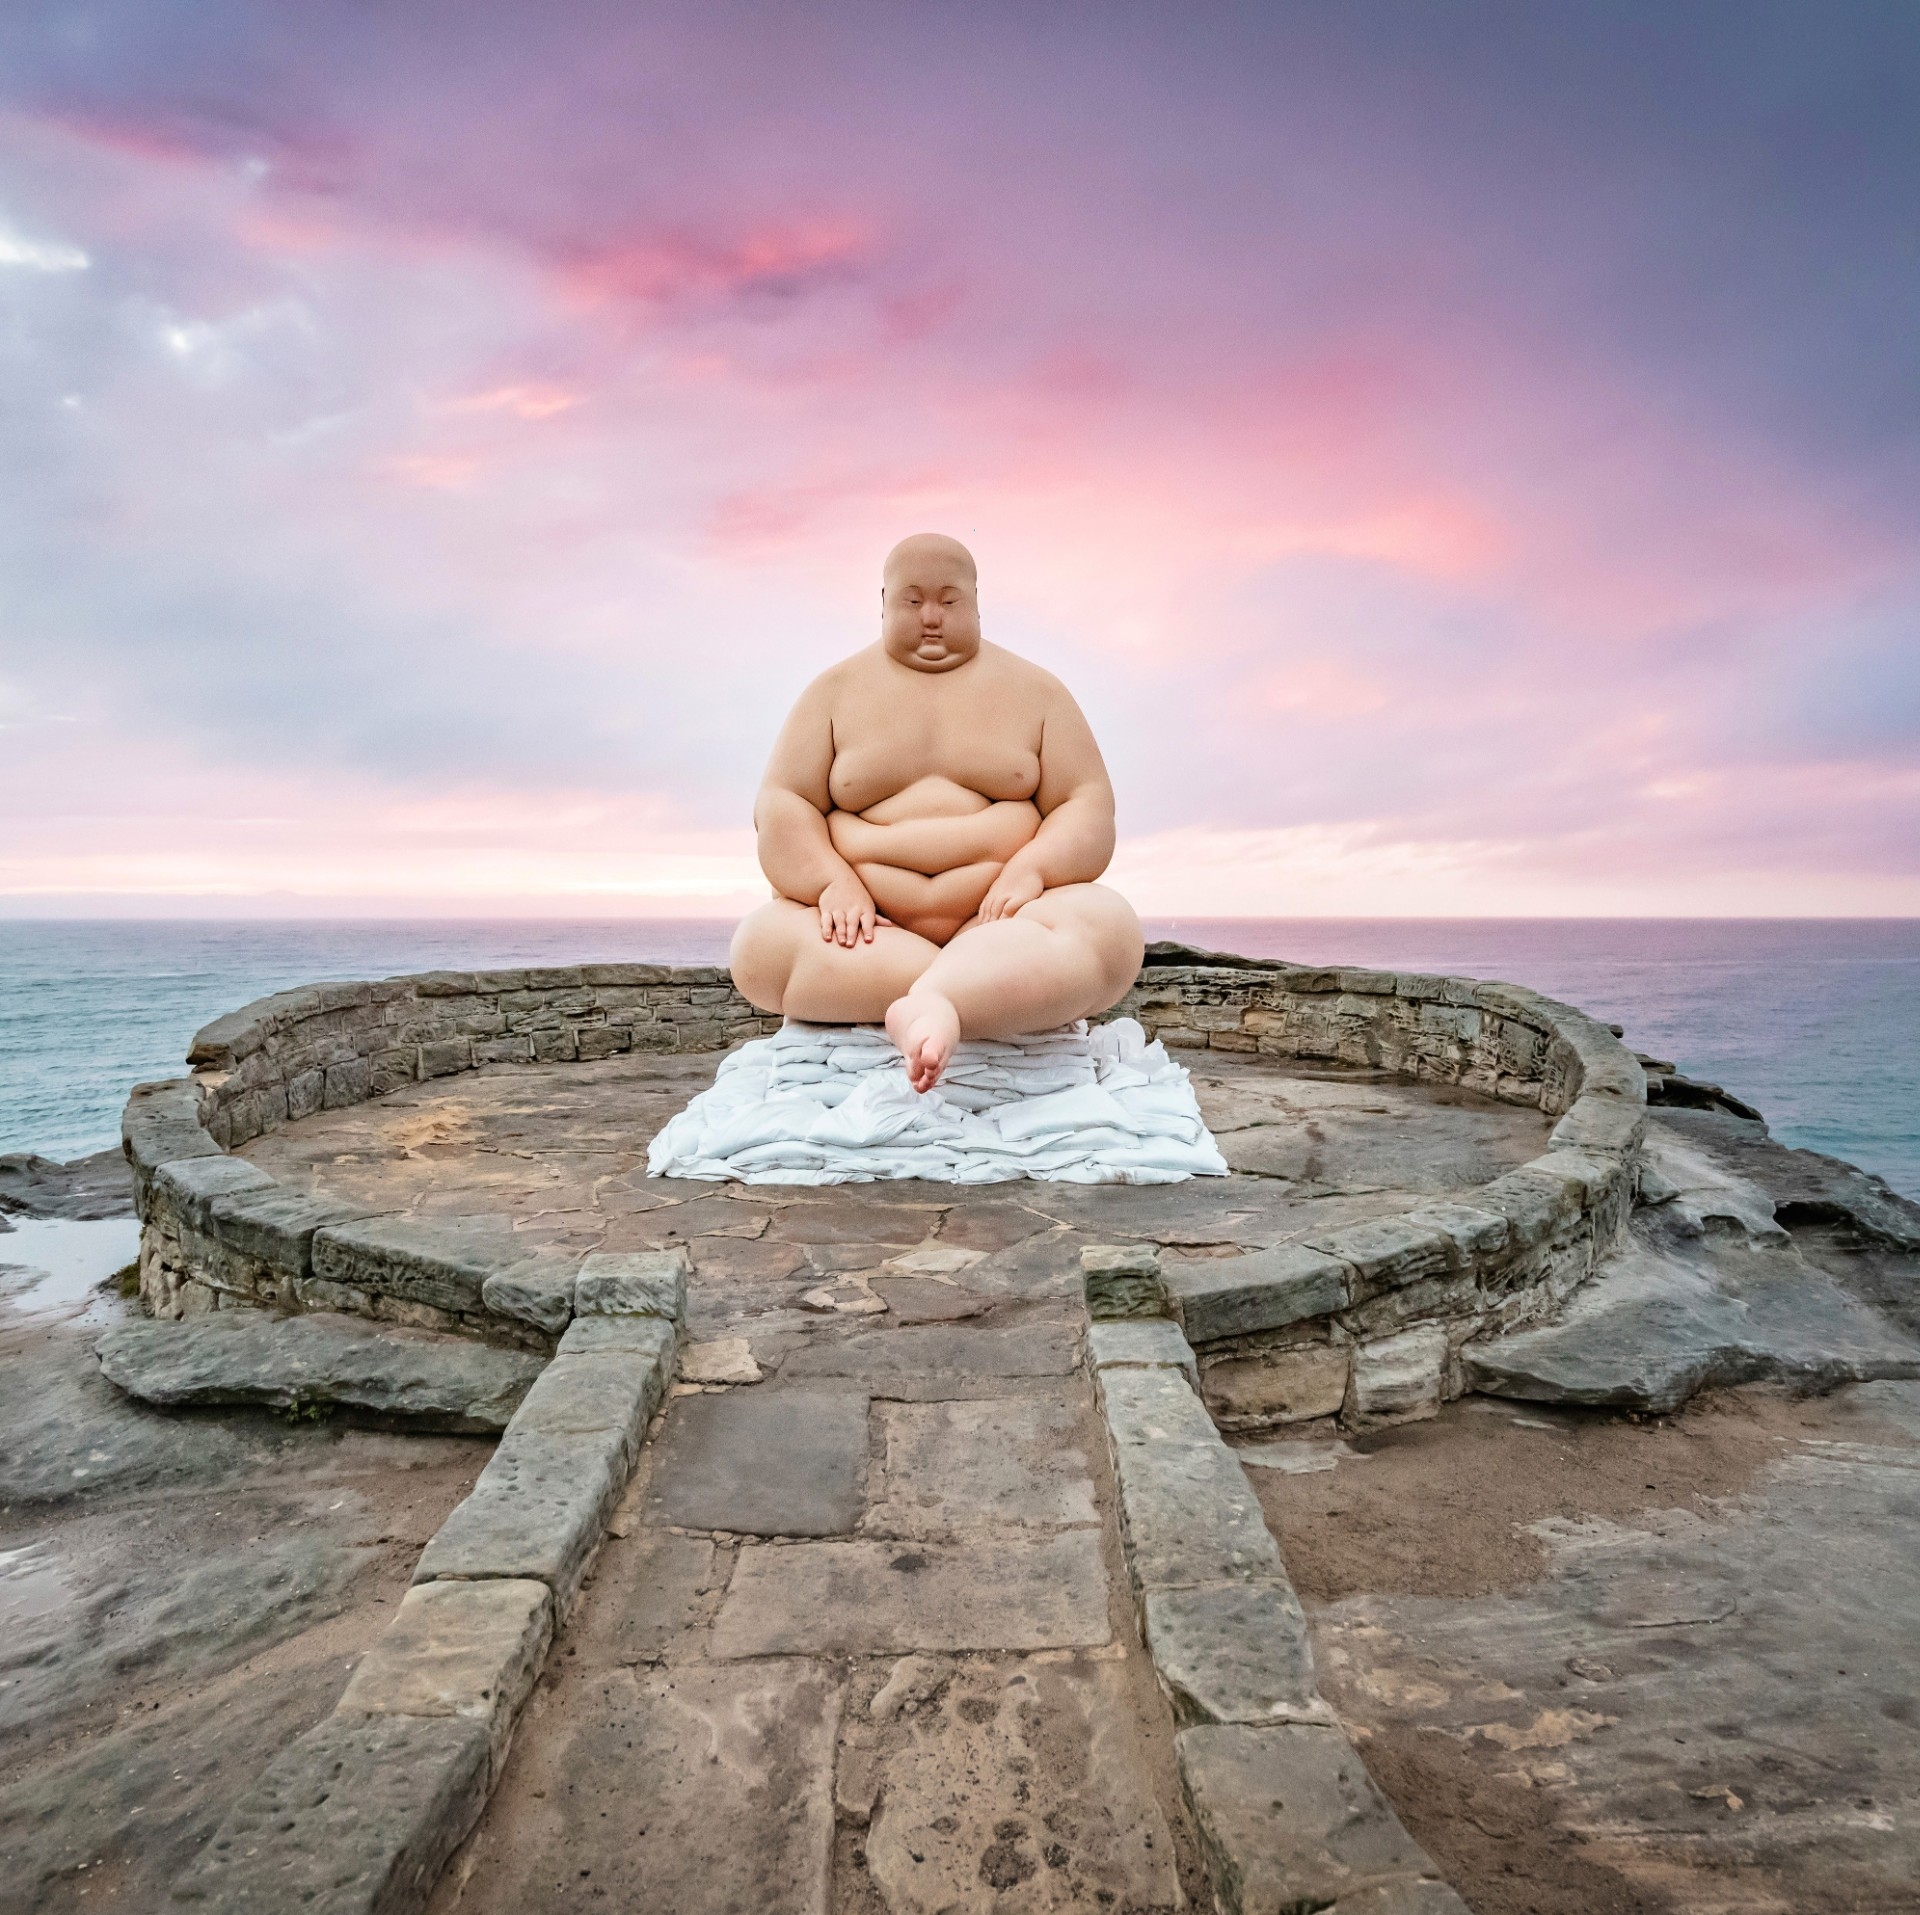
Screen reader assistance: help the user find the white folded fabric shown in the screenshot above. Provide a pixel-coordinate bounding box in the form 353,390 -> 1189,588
646,1016 -> 1229,1186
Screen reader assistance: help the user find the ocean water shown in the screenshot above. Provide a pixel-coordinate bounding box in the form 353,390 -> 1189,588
0,918 -> 1913,1199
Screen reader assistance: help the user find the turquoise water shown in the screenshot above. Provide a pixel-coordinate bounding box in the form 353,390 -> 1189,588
0,919 -> 1914,1199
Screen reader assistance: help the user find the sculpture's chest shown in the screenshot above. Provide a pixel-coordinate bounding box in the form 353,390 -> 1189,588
828,686 -> 1042,811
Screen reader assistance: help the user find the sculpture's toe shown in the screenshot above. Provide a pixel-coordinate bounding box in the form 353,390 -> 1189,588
886,989 -> 961,1093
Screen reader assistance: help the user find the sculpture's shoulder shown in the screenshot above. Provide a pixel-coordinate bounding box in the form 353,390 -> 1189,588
973,641 -> 1076,711
791,646 -> 886,717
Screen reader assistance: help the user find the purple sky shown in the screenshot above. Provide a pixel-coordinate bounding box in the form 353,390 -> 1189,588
2,2 -> 1916,915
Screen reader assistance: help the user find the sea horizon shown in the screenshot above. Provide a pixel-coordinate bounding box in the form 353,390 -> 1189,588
2,915 -> 1915,1200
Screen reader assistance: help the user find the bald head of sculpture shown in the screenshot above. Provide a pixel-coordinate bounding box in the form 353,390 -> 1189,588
881,533 -> 981,673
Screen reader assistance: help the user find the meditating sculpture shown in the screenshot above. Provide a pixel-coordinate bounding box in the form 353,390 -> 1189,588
729,534 -> 1145,1091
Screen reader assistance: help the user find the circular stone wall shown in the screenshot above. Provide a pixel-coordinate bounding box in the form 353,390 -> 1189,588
121,946 -> 1646,1423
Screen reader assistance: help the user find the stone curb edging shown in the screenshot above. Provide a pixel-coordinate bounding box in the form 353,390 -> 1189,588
1083,1284 -> 1472,1915
168,1255 -> 687,1913
1101,960 -> 1646,1433
122,962 -> 781,1347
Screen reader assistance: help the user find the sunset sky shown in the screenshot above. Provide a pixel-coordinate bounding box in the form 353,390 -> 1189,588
2,2 -> 1916,917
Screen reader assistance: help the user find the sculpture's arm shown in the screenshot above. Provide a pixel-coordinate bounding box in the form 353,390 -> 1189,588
754,680 -> 878,947
975,685 -> 1117,921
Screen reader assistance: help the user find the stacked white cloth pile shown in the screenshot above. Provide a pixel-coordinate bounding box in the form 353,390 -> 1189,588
646,1017 -> 1228,1186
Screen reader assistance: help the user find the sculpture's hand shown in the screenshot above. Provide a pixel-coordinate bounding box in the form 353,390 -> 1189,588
818,872 -> 877,947
975,863 -> 1045,922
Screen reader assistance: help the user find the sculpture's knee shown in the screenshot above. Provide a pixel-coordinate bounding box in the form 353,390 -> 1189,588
728,905 -> 801,1015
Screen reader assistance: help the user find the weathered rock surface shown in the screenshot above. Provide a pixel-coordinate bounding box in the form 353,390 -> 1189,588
94,1310 -> 544,1431
1466,1224 -> 1920,1413
170,1711 -> 492,1913
1655,1105 -> 1920,1250
0,1148 -> 135,1221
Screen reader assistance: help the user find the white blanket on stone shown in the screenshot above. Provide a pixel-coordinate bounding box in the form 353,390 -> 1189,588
646,1017 -> 1229,1185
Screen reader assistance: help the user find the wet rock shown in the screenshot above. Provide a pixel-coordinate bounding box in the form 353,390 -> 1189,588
0,1149 -> 135,1221
94,1310 -> 543,1431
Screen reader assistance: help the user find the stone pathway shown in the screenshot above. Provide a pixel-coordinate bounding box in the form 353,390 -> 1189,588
428,1213 -> 1201,1914
208,1045 -> 1550,1912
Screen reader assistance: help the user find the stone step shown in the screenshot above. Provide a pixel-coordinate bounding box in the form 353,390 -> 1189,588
94,1309 -> 544,1432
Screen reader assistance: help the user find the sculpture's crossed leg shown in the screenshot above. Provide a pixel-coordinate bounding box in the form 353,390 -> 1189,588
732,881 -> 1144,1089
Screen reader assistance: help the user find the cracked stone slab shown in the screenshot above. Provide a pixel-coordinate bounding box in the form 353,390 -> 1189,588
337,1577 -> 552,1779
777,1320 -> 1079,1394
93,1310 -> 542,1431
169,1711 -> 491,1913
1176,1722 -> 1451,1915
709,1531 -> 1111,1657
645,1389 -> 869,1536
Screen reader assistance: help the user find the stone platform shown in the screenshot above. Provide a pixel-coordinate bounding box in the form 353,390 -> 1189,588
234,1045 -> 1554,1431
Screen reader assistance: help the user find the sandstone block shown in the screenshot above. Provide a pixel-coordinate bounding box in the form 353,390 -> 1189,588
121,1077 -> 220,1211
337,1577 -> 552,1779
324,1057 -> 374,1107
1307,1215 -> 1450,1300
417,1037 -> 472,1079
479,1256 -> 578,1335
1549,1094 -> 1647,1157
169,1711 -> 491,1914
471,1034 -> 534,1066
575,1024 -> 630,1061
1401,1201 -> 1509,1268
153,1154 -> 278,1233
1346,1325 -> 1448,1426
508,1349 -> 671,1474
1163,1244 -> 1351,1344
1200,1343 -> 1350,1427
1085,1317 -> 1199,1390
206,1185 -> 376,1279
1095,1361 -> 1220,1448
286,1067 -> 326,1121
1142,1581 -> 1326,1726
94,1310 -> 541,1430
313,1215 -> 507,1317
558,1313 -> 677,1362
1176,1722 -> 1448,1915
415,1427 -> 626,1612
1080,1242 -> 1165,1319
574,1247 -> 687,1321
1110,1437 -> 1284,1592
1476,1165 -> 1579,1248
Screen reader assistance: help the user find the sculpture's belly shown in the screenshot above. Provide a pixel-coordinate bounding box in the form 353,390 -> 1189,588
858,860 -> 1003,946
828,798 -> 1039,877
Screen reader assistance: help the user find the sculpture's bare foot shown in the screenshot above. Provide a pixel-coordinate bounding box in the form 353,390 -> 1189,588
886,988 -> 961,1094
